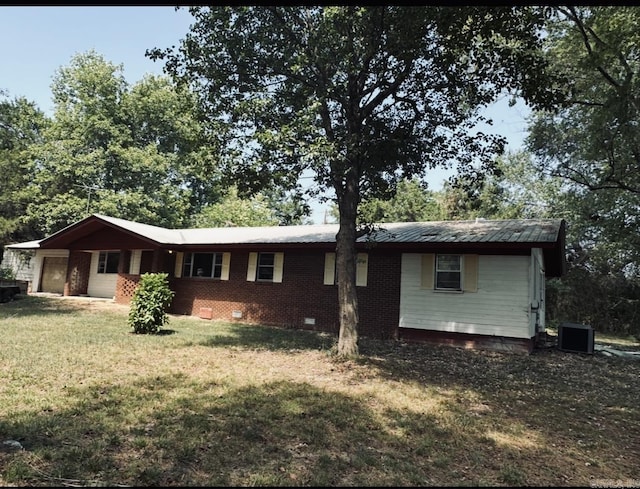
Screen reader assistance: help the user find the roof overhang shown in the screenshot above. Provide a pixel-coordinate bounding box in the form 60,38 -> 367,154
4,240 -> 41,249
38,215 -> 163,250
31,214 -> 568,277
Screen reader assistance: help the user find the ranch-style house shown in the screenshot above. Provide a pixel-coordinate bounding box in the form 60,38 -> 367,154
3,213 -> 566,353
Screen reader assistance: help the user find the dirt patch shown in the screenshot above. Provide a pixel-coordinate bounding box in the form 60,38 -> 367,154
32,294 -> 130,312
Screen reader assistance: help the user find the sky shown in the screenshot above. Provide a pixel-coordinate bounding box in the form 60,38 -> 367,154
1,6 -> 531,224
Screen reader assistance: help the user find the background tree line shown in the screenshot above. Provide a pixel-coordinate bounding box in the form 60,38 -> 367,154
0,50 -> 307,246
1,7 -> 639,349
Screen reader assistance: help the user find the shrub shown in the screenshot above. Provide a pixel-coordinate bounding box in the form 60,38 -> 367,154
128,273 -> 175,334
0,267 -> 16,281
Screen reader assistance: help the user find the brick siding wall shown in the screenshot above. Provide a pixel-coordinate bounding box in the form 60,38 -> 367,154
115,274 -> 140,305
357,252 -> 401,340
114,248 -> 401,340
65,251 -> 91,296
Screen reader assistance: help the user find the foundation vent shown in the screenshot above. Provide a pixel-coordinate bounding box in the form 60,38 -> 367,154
199,307 -> 213,320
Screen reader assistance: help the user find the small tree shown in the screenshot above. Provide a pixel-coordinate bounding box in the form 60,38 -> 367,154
128,272 -> 175,334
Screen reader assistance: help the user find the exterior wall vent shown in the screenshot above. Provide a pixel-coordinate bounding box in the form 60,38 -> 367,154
199,307 -> 213,320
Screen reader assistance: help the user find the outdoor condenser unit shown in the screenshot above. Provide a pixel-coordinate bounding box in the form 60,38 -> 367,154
558,322 -> 595,354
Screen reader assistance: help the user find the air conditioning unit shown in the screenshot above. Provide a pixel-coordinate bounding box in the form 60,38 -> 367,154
558,322 -> 595,354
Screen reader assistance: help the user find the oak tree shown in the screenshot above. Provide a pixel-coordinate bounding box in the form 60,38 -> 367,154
150,6 -> 565,356
528,6 -> 640,275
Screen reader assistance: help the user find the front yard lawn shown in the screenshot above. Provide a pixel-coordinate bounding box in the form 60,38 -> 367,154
1,296 -> 638,486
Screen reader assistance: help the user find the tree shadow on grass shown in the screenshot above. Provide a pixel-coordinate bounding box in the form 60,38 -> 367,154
0,296 -> 81,318
1,341 -> 638,486
0,374 -> 466,487
182,319 -> 640,453
5,367 -> 630,487
129,329 -> 177,336
353,336 -> 640,481
196,322 -> 336,353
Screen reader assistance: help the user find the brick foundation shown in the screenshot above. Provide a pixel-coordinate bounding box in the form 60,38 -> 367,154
398,328 -> 535,354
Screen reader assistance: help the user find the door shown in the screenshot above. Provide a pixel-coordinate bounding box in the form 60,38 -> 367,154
40,256 -> 68,294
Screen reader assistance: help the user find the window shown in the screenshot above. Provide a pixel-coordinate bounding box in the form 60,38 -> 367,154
323,252 -> 368,286
257,252 -> 275,281
97,251 -> 120,274
435,254 -> 461,290
420,254 -> 477,292
246,252 -> 284,283
421,254 -> 478,292
182,252 -> 224,279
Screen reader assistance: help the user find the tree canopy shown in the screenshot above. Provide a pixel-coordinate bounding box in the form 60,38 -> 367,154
0,94 -> 48,245
24,51 -> 225,235
191,186 -> 279,228
528,6 -> 640,275
0,49 -> 305,248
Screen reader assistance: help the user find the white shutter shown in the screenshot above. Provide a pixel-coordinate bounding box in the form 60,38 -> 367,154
356,253 -> 368,287
273,252 -> 284,283
221,252 -> 231,281
324,252 -> 336,285
174,252 -> 183,278
246,252 -> 257,281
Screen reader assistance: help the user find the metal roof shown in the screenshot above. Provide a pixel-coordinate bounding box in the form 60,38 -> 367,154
94,214 -> 184,244
98,215 -> 563,246
5,215 -> 564,248
4,239 -> 42,249
364,219 -> 563,245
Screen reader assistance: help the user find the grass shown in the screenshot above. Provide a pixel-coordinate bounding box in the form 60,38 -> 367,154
0,295 -> 639,487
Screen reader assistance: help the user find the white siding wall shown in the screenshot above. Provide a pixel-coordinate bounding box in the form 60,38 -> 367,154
400,253 -> 532,339
1,249 -> 36,281
87,252 -> 118,299
32,249 -> 69,293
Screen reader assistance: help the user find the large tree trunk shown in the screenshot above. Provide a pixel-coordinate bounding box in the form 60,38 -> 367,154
336,173 -> 360,357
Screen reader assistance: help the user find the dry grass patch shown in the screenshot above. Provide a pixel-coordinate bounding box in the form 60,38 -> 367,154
0,296 -> 638,486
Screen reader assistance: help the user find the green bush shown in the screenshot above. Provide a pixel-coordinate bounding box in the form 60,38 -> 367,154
128,273 -> 175,334
546,267 -> 640,338
0,267 -> 16,280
